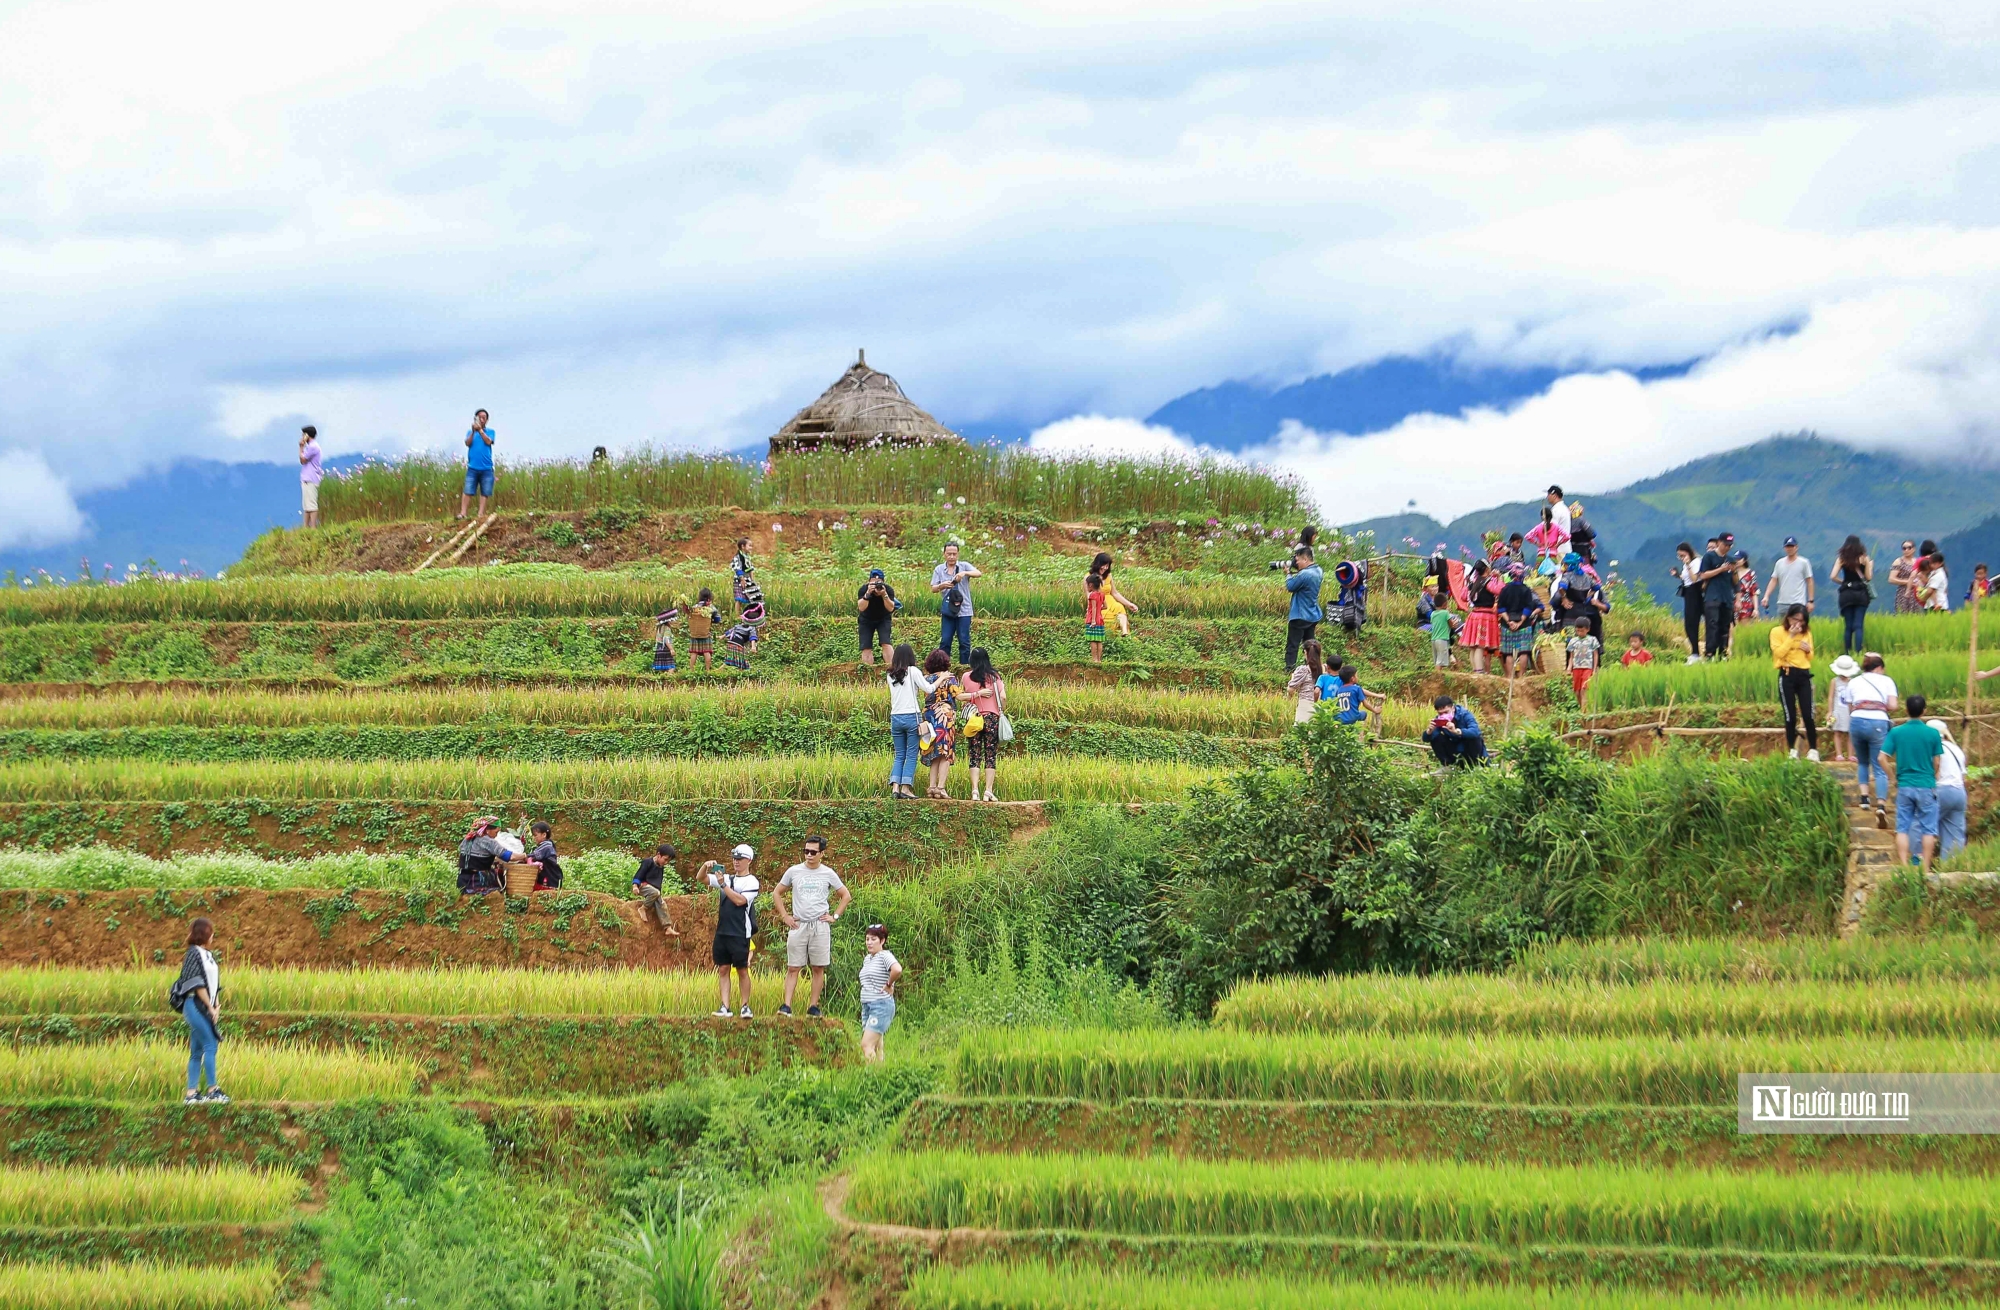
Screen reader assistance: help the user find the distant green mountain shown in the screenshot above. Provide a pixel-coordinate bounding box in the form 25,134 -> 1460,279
1343,434 -> 2000,609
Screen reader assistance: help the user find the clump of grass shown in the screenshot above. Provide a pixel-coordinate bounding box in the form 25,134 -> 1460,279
1213,973 -> 2000,1038
0,755 -> 1214,803
952,1028 -> 1990,1106
0,1164 -> 299,1227
320,449 -> 756,523
0,966 -> 716,1018
0,1039 -> 415,1101
1590,647 -> 1975,710
1516,935 -> 2000,983
0,847 -> 651,897
0,1262 -> 281,1309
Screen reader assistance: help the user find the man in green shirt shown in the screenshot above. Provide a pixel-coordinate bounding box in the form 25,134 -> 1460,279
1879,694 -> 1944,874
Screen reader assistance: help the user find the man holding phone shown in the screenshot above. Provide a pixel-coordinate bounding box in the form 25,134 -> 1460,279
931,543 -> 982,662
458,409 -> 496,520
702,845 -> 760,1018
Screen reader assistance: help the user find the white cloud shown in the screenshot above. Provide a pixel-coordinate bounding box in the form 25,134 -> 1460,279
1027,415 -> 1208,462
0,451 -> 86,551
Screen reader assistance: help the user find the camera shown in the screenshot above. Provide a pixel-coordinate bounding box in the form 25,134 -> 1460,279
1268,559 -> 1295,573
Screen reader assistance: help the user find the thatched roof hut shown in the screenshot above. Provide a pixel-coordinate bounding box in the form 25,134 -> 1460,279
769,351 -> 961,457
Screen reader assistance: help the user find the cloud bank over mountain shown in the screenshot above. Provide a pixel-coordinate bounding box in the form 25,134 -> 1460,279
5,1 -> 2000,535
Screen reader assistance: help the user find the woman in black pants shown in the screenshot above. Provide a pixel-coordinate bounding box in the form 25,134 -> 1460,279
1672,543 -> 1702,661
1770,603 -> 1819,760
1831,535 -> 1873,655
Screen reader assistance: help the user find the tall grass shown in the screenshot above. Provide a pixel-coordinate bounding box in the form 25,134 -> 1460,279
0,1039 -> 415,1101
0,684 -> 1296,736
852,1150 -> 2000,1258
320,449 -> 757,523
0,1262 -> 281,1310
762,447 -> 1310,521
1591,647 -> 1976,710
1213,974 -> 2000,1038
0,847 -> 650,896
0,755 -> 1213,803
905,1265 -> 1961,1310
952,1028 -> 1989,1106
0,966 -> 716,1017
1515,935 -> 2000,983
0,1164 -> 300,1227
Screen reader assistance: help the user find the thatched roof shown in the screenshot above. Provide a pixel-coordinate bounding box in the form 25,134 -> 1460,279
769,351 -> 960,456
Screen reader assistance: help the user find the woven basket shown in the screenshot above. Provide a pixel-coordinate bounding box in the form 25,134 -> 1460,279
504,864 -> 538,897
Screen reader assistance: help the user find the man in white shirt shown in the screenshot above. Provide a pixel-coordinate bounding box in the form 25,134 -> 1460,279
1545,485 -> 1571,537
774,835 -> 851,1018
1762,537 -> 1815,613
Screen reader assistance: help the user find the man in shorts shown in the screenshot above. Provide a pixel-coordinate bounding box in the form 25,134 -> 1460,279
458,409 -> 496,519
702,844 -> 760,1018
1880,695 -> 1945,876
774,835 -> 851,1017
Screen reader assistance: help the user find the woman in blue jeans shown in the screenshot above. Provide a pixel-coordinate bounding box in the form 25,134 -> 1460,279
1831,536 -> 1873,655
883,644 -> 933,800
1845,653 -> 1898,828
170,917 -> 227,1104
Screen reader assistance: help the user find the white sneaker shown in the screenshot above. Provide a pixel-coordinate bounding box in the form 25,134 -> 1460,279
739,1005 -> 753,1019
711,1006 -> 732,1018
1686,655 -> 1701,665
1807,749 -> 1820,762
1788,748 -> 1798,759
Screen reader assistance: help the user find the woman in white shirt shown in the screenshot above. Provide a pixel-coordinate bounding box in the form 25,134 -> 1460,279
1846,654 -> 1898,825
1929,718 -> 1969,858
885,644 -> 934,800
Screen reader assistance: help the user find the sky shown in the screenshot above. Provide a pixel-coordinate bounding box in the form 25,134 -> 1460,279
5,0 -> 2000,545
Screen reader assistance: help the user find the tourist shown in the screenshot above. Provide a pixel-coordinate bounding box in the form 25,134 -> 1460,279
687,589 -> 720,672
1918,550 -> 1951,611
1826,654 -> 1859,764
1084,574 -> 1107,663
858,923 -> 902,1063
1429,600 -> 1460,669
527,821 -> 564,890
1282,544 -> 1323,669
1696,536 -> 1735,660
1545,485 -> 1571,537
856,568 -> 899,666
1848,653 -> 1898,827
1968,563 -> 1992,606
1731,539 -> 1760,628
1880,697 -> 1943,875
1327,664 -> 1383,732
1497,564 -> 1544,676
775,835 -> 851,1018
298,426 -> 322,529
1423,695 -> 1486,767
1670,540 -> 1703,662
1930,719 -> 1969,860
1770,603 -> 1819,761
631,844 -> 681,934
651,606 -> 678,674
1565,618 -> 1601,710
1621,632 -> 1653,667
1831,536 -> 1873,655
1287,639 -> 1326,725
172,917 -> 227,1104
1888,541 -> 1922,613
960,647 -> 1007,802
932,543 -> 982,662
884,644 -> 932,800
1091,553 -> 1140,637
918,649 -> 963,799
703,845 -> 760,1018
1762,536 -> 1815,615
457,409 -> 495,520
1462,560 -> 1500,675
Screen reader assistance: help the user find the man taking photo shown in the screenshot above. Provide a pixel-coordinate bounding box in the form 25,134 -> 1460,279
702,844 -> 760,1018
856,568 -> 900,666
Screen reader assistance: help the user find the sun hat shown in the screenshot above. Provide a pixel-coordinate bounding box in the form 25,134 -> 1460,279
1927,718 -> 1957,743
730,843 -> 755,860
1829,655 -> 1861,678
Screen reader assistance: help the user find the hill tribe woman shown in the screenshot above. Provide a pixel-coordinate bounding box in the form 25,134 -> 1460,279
961,647 -> 1007,803
171,918 -> 226,1104
917,649 -> 963,799
1461,559 -> 1500,674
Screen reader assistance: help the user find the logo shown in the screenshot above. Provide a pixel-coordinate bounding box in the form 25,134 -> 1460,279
1752,1085 -> 1791,1121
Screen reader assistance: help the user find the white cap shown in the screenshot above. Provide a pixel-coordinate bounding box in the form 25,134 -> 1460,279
731,843 -> 755,860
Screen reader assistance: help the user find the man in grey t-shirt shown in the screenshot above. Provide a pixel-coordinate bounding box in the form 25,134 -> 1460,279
931,542 -> 982,662
1763,537 -> 1815,612
774,835 -> 851,1018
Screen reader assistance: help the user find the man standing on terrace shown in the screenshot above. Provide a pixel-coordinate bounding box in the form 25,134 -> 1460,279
1762,537 -> 1815,614
1880,695 -> 1944,876
775,835 -> 851,1018
932,542 -> 982,662
703,845 -> 760,1018
458,408 -> 496,520
1283,544 -> 1323,669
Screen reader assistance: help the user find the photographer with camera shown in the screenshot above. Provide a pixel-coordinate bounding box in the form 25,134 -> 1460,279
931,542 -> 982,663
1281,543 -> 1324,670
856,568 -> 901,666
702,845 -> 761,1018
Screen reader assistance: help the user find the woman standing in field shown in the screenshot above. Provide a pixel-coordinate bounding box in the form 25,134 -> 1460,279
1831,536 -> 1873,656
1287,639 -> 1326,724
1672,543 -> 1703,662
960,647 -> 1007,802
884,644 -> 932,801
917,649 -> 962,799
1461,560 -> 1500,674
171,918 -> 226,1104
1770,603 -> 1818,761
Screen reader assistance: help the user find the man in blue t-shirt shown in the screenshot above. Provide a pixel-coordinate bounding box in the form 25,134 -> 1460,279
458,408 -> 497,520
1879,694 -> 1945,875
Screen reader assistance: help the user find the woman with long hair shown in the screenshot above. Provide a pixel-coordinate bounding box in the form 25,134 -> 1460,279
1831,535 -> 1873,655
1462,560 -> 1500,674
960,647 -> 1007,802
1672,543 -> 1702,661
1770,603 -> 1819,760
1089,553 -> 1139,638
1287,638 -> 1326,724
917,649 -> 963,799
884,644 -> 933,800
171,918 -> 226,1103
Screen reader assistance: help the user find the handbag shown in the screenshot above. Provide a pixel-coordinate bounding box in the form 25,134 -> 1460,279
995,711 -> 1014,744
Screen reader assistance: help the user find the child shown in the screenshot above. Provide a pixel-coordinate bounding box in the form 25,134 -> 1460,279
1827,653 -> 1858,764
1564,617 -> 1601,709
731,538 -> 753,605
528,820 -> 564,890
1097,561 -> 1138,637
1083,574 -> 1107,663
720,616 -> 759,670
737,568 -> 765,652
1428,603 -> 1460,668
1620,632 -> 1653,668
651,607 -> 679,674
687,589 -> 721,671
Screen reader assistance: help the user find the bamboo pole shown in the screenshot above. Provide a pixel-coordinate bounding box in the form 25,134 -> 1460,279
411,519 -> 477,574
445,514 -> 497,566
1967,591 -> 1982,764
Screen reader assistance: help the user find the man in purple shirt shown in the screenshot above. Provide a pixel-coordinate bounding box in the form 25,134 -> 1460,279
298,425 -> 323,529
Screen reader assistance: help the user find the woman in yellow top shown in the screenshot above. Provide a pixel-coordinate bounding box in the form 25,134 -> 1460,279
1090,553 -> 1139,637
1769,602 -> 1818,761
